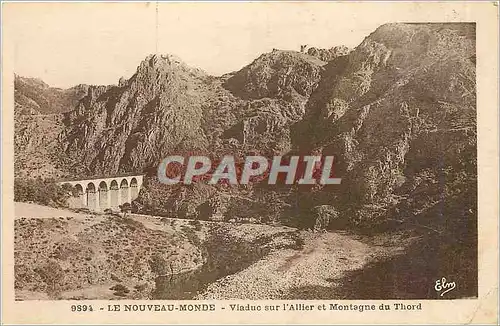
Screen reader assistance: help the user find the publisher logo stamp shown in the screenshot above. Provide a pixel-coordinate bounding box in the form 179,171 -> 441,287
434,277 -> 456,297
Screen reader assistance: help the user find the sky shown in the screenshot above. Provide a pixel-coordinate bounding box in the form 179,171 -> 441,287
5,2 -> 473,88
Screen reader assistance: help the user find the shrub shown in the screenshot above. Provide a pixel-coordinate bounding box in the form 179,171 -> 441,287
134,283 -> 147,292
110,283 -> 130,297
189,219 -> 202,231
34,260 -> 65,298
109,284 -> 129,293
149,253 -> 174,276
181,225 -> 201,246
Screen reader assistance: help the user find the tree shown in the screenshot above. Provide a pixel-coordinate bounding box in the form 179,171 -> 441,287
119,202 -> 132,218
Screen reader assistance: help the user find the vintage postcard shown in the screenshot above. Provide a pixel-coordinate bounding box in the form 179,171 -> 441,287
1,1 -> 498,325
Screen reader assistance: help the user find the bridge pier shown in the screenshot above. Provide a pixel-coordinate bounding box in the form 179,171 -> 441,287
95,193 -> 100,211
126,187 -> 131,205
106,189 -> 111,210
82,192 -> 87,207
116,187 -> 122,210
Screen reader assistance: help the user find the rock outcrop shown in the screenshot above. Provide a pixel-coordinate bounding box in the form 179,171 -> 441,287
307,45 -> 351,62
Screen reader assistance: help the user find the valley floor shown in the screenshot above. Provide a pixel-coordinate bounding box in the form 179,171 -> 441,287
196,231 -> 404,299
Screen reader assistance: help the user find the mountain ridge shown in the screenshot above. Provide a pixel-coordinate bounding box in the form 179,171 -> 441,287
14,23 -> 476,235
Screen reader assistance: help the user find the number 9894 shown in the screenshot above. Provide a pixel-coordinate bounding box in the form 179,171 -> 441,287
71,305 -> 94,312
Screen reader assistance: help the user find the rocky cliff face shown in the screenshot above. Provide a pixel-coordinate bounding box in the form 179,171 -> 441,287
60,54 -> 212,176
295,23 -> 476,231
15,23 -> 476,236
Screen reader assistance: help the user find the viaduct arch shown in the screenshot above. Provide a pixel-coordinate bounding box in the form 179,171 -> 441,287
58,175 -> 144,212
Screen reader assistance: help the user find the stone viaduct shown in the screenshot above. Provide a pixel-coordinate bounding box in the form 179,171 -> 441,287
58,174 -> 144,212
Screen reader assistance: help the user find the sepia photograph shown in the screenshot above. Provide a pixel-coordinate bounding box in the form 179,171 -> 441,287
2,2 -> 498,325
11,8 -> 479,301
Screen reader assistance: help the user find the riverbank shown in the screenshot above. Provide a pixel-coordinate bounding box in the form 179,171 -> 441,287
196,231 -> 406,299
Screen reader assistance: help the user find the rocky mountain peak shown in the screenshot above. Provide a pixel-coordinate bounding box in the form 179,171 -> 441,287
223,49 -> 328,100
137,53 -> 207,79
